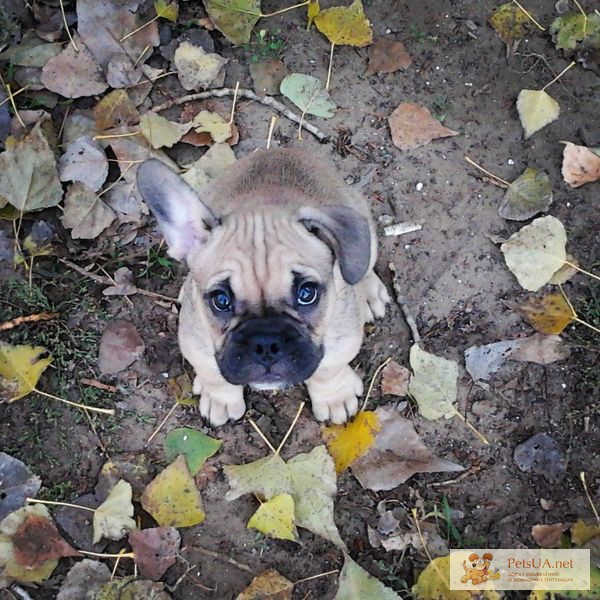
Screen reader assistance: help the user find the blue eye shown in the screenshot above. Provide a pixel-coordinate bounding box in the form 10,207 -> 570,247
297,282 -> 319,306
210,289 -> 232,312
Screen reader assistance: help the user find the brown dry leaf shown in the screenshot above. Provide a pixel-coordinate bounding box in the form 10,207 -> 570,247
506,292 -> 574,335
366,37 -> 412,75
381,360 -> 410,396
129,527 -> 180,581
531,523 -> 570,548
41,34 -> 108,98
571,520 -> 600,546
105,182 -> 148,225
58,136 -> 108,192
562,141 -> 600,188
388,103 -> 459,150
102,267 -> 137,297
236,569 -> 293,600
61,182 -> 116,239
510,333 -> 570,364
93,90 -> 140,132
98,319 -> 145,375
250,60 -> 289,96
174,41 -> 228,91
351,406 -> 463,490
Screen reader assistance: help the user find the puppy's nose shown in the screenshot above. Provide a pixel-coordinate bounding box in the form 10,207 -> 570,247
250,332 -> 284,367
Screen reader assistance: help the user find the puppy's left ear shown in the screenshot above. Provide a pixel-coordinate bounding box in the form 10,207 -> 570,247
136,159 -> 220,262
299,206 -> 371,285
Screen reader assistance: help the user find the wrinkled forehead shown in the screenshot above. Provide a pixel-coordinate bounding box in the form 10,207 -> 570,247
192,211 -> 333,301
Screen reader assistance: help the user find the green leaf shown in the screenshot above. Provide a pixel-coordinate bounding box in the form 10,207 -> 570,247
204,0 -> 261,45
499,167 -> 553,221
224,455 -> 292,501
549,12 -> 600,51
334,554 -> 400,599
280,73 -> 336,118
164,428 -> 222,475
154,0 -> 179,21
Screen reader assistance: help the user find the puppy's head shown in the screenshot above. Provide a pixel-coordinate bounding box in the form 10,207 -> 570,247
136,158 -> 370,388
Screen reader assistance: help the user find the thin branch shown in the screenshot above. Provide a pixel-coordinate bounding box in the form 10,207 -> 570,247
33,388 -> 115,415
0,84 -> 29,109
464,155 -> 510,188
266,115 -> 277,149
446,402 -> 489,445
564,260 -> 600,283
0,312 -> 59,331
228,81 -> 240,124
186,543 -> 253,573
261,0 -> 310,17
79,550 -> 135,559
295,569 -> 339,585
152,88 -> 330,143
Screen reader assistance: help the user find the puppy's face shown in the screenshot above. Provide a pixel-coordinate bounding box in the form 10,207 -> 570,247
187,211 -> 335,388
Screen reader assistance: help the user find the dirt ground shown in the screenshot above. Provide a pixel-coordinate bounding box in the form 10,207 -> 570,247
1,0 -> 599,598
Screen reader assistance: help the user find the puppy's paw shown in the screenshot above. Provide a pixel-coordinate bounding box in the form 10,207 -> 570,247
199,388 -> 245,427
364,272 -> 390,322
309,367 -> 363,424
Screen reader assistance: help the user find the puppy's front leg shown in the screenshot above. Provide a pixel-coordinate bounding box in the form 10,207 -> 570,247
306,363 -> 363,424
193,375 -> 245,427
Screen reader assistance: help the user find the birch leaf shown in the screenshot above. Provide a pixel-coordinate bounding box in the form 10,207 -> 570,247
93,480 -> 136,544
58,136 -> 108,191
335,554 -> 400,600
61,182 -> 116,239
204,0 -> 261,45
247,494 -> 297,541
561,142 -> 600,188
0,343 -> 52,402
516,90 -> 560,139
314,0 -> 373,47
139,112 -> 191,149
224,455 -> 291,501
280,73 -> 336,118
499,167 -> 553,221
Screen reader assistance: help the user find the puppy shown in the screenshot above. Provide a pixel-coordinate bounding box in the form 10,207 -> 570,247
137,148 -> 389,426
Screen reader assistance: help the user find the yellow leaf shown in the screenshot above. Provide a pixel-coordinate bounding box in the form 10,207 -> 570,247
237,569 -> 293,600
224,454 -> 292,501
489,2 -> 532,45
307,0 -> 320,29
247,494 -> 297,541
0,343 -> 52,402
322,411 -> 380,472
93,480 -> 137,544
93,90 -> 140,132
314,0 -> 372,47
516,89 -> 560,139
141,455 -> 205,527
571,519 -> 600,546
507,292 -> 575,335
191,111 -> 232,143
154,0 -> 178,21
139,111 -> 191,149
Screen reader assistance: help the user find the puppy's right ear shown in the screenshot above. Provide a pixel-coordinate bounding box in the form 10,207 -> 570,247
136,159 -> 220,262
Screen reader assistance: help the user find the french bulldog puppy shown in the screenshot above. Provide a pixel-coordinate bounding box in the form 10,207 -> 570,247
137,148 -> 389,426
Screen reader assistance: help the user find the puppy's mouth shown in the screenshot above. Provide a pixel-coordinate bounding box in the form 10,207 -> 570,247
216,315 -> 323,387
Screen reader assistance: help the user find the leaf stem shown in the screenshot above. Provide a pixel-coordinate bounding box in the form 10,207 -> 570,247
571,0 -> 588,36
120,15 -> 159,42
361,357 -> 391,412
33,388 -> 115,415
266,115 -> 277,149
274,401 -> 305,456
325,43 -> 335,90
541,61 -> 576,92
146,401 -> 178,445
464,155 -> 510,188
573,317 -> 600,335
446,402 -> 489,445
79,549 -> 136,559
261,0 -> 310,17
27,497 -> 96,512
59,0 -> 79,51
512,0 -> 545,31
93,130 -> 141,141
0,84 -> 29,109
247,418 -> 277,453
580,472 -> 600,527
228,81 -> 240,125
564,260 -> 600,282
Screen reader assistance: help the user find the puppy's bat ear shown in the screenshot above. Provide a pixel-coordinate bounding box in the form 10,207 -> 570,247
299,206 -> 371,285
136,159 -> 220,262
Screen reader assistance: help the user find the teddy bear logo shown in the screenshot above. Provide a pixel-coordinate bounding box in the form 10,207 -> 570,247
461,552 -> 501,585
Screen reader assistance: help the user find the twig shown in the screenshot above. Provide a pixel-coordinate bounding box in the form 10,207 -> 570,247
541,61 -> 576,92
261,0 -> 310,17
58,0 -> 78,51
464,155 -> 510,188
25,388 -> 114,415
187,543 -> 254,573
388,262 -> 420,343
146,401 -> 178,445
512,0 -> 545,31
295,570 -> 339,585
81,378 -> 117,393
361,357 -> 391,412
580,472 -> 600,527
247,418 -> 277,453
275,401 -> 305,456
0,312 -> 59,331
411,507 -> 445,580
430,467 -> 478,488
151,88 -> 330,143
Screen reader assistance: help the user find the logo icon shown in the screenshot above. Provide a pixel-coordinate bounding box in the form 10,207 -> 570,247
461,552 -> 501,585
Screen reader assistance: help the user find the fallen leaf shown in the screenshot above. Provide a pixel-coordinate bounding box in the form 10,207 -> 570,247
174,41 -> 228,91
516,89 -> 560,139
105,182 -> 148,225
204,0 -> 261,45
408,344 -> 458,420
280,73 -> 336,118
351,406 -> 463,491
225,454 -> 292,501
13,221 -> 54,267
62,182 -> 116,240
247,493 -> 297,541
129,527 -> 180,580
93,90 -> 140,132
236,569 -> 293,600
314,0 -> 373,47
59,136 -> 108,191
0,454 -> 41,521
381,523 -> 449,558
0,120 -> 62,212
93,480 -> 136,544
366,37 -> 412,75
510,333 -> 570,364
506,292 -> 575,334
549,256 -> 578,284
0,35 -> 62,67
381,360 -> 410,396
489,2 -> 532,48
140,111 -> 191,149
141,455 -> 205,527
287,446 -> 345,549
103,267 -> 137,297
561,142 -> 600,188
550,12 -> 600,51
41,34 -> 108,98
499,167 -> 553,221
63,110 -> 98,146
98,319 -> 145,375
95,454 -> 156,502
388,102 -> 459,150
164,428 -> 222,475
250,60 -> 289,95
335,553 -> 400,599
154,0 -> 178,21
12,513 -> 80,567
54,493 -> 104,552
322,410 -> 380,472
57,559 -> 111,600
189,110 -> 234,143
532,523 -> 570,548
412,555 -> 502,600
513,432 -> 566,482
464,339 -> 522,385
0,343 -> 52,402
571,520 -> 600,546
181,143 -> 236,192
95,576 -> 172,600
501,216 -> 567,291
